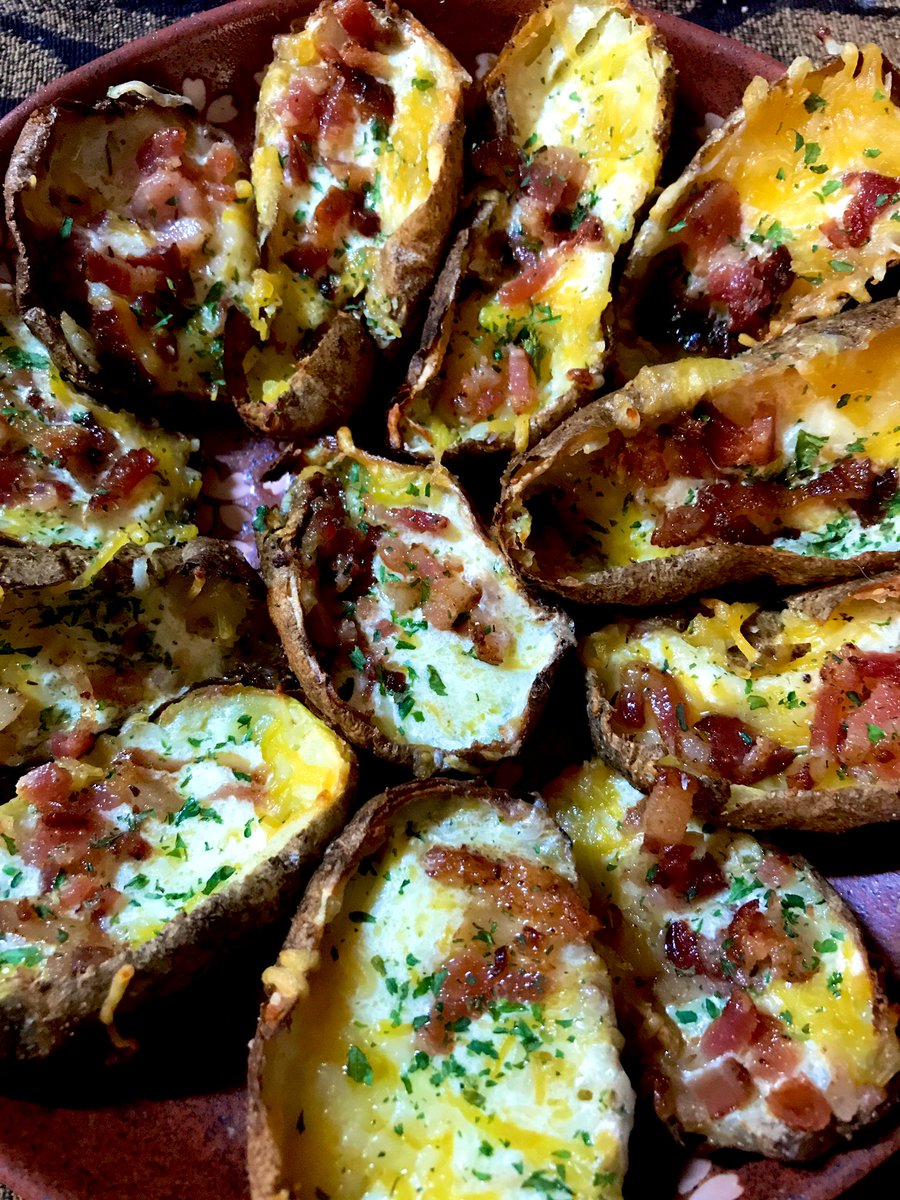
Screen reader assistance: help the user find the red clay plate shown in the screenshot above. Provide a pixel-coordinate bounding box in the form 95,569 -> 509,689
0,3 -> 897,1199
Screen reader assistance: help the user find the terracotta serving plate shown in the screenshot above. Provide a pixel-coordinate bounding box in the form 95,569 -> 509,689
0,3 -> 897,1199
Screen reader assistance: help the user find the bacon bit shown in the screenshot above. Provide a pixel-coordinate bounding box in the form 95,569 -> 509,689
705,246 -> 794,337
17,763 -> 74,810
88,448 -> 158,511
333,0 -> 389,49
471,135 -> 522,188
136,127 -> 186,172
701,989 -> 760,1060
423,574 -> 481,631
507,345 -> 539,415
693,714 -> 796,785
672,180 -> 744,265
691,1058 -> 755,1119
653,842 -> 727,901
756,852 -> 792,888
751,1015 -> 801,1081
497,251 -> 564,308
665,918 -> 703,972
424,844 -> 598,941
49,728 -> 97,760
388,507 -> 450,533
421,943 -> 546,1052
705,404 -> 776,468
821,171 -> 900,249
450,361 -> 509,421
642,767 -> 697,847
766,1076 -> 832,1131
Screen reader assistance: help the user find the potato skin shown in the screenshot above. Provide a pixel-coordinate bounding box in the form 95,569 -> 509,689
390,1 -> 674,458
246,779 -> 530,1199
259,451 -> 573,776
236,1 -> 468,440
585,573 -> 900,832
496,299 -> 900,606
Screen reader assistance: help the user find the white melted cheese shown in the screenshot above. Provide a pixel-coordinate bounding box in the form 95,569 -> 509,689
0,687 -> 352,993
546,759 -> 900,1147
263,795 -> 633,1199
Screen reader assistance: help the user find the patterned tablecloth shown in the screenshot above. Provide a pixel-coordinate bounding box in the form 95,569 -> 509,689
0,1 -> 898,1198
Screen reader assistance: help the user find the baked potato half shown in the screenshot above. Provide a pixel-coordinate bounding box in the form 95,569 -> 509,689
5,82 -> 257,404
496,299 -> 900,606
545,758 -> 900,1160
389,0 -> 673,457
0,538 -> 281,768
0,684 -> 355,1061
248,779 -> 634,1200
240,0 -> 468,438
615,43 -> 900,373
259,432 -> 573,775
586,575 -> 900,831
0,283 -> 199,583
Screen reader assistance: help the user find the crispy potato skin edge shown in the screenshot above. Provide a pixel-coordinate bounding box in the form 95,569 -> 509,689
495,299 -> 900,605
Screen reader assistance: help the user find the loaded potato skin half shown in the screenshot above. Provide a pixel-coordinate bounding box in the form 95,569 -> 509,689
0,685 -> 355,1061
616,44 -> 900,371
259,432 -> 573,774
389,0 -> 673,457
241,0 -> 468,438
0,284 -> 199,582
586,574 -> 900,830
248,780 -> 634,1200
545,759 -> 900,1159
6,84 -> 257,405
496,299 -> 900,606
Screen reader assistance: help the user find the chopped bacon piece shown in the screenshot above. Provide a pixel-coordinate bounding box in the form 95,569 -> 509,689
766,1076 -> 832,1131
136,127 -> 186,173
672,180 -> 744,265
751,1015 -> 801,1081
421,943 -> 546,1051
822,171 -> 900,249
388,507 -> 450,533
334,0 -> 388,49
642,767 -> 697,847
693,714 -> 796,785
497,251 -> 564,308
450,362 -> 508,420
17,763 -> 74,811
653,842 -> 727,900
665,919 -> 704,972
424,844 -> 598,941
701,989 -> 759,1060
88,448 -> 158,511
507,345 -> 538,414
705,245 -> 795,338
705,404 -> 776,468
49,728 -> 97,760
691,1058 -> 755,1119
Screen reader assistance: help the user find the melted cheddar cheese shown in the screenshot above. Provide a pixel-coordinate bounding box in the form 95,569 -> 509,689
259,794 -> 633,1198
545,759 -> 900,1149
0,687 -> 353,994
